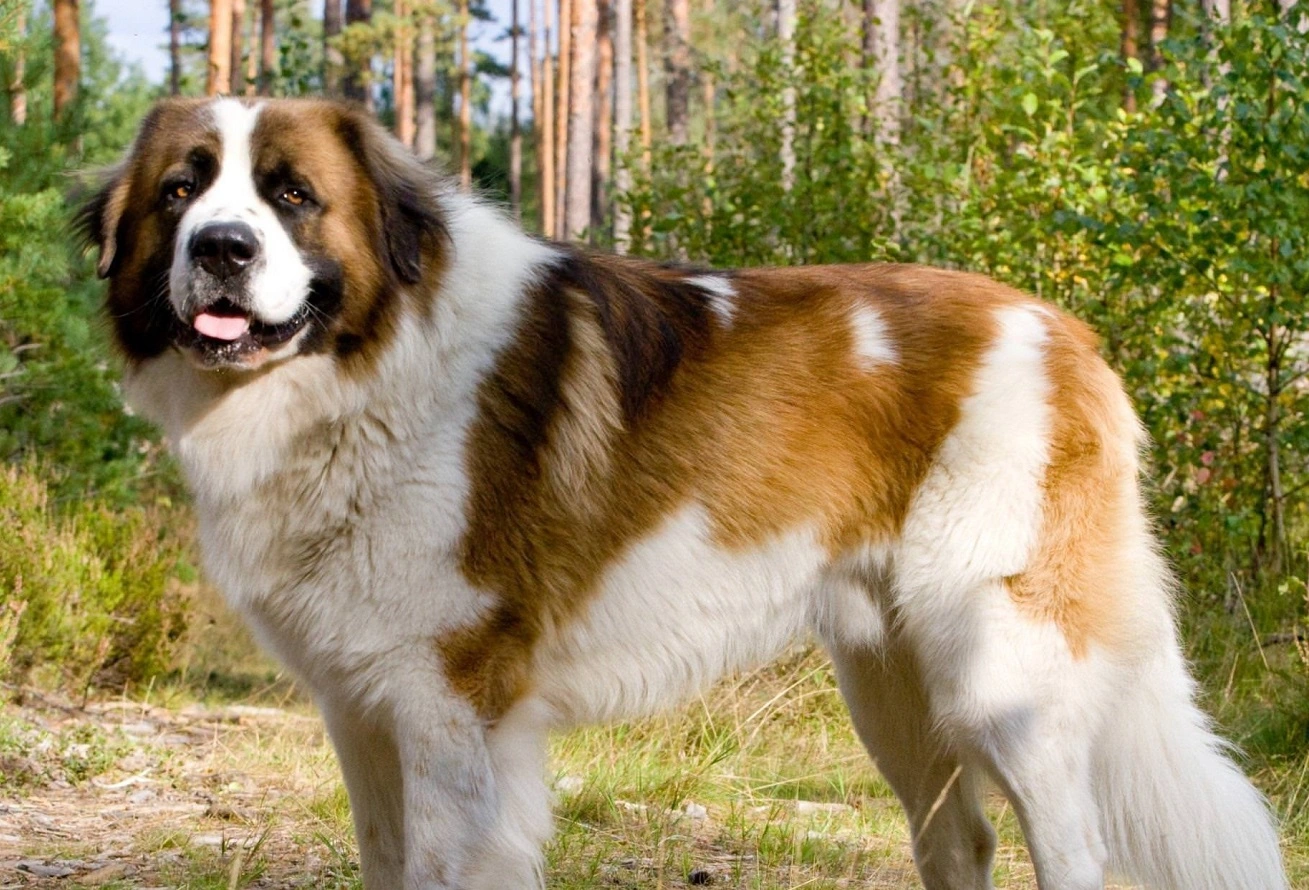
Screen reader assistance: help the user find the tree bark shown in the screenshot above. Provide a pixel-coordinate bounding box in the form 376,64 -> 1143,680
230,0 -> 246,94
778,0 -> 796,190
635,0 -> 651,168
612,0 -> 633,250
865,0 -> 900,147
1121,0 -> 1140,112
530,0 -> 546,230
1148,0 -> 1170,104
9,5 -> 27,125
244,0 -> 259,95
169,0 -> 182,95
394,0 -> 415,146
343,0 -> 373,105
415,14 -> 437,160
555,0 -> 572,237
540,0 -> 557,236
565,0 -> 597,239
206,0 -> 232,95
510,0 -> 523,216
458,0 -> 472,190
259,0 -> 275,94
663,0 -> 690,144
323,0 -> 343,95
591,0 -> 613,233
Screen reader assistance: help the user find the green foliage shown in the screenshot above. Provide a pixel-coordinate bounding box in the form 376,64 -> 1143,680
0,464 -> 188,692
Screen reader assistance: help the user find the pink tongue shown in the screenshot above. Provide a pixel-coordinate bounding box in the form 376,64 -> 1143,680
194,312 -> 251,341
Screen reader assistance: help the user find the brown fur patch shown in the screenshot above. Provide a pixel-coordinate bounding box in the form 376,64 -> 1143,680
443,263 -> 1013,720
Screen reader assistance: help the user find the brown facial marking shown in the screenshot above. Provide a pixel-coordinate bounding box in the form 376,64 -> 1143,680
82,98 -> 447,373
443,262 -> 1007,721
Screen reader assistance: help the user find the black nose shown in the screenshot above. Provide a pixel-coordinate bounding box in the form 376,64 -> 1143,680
191,222 -> 260,279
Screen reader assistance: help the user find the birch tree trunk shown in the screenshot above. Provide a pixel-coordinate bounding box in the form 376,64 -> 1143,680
259,0 -> 275,94
458,0 -> 472,190
323,0 -> 343,95
541,0 -> 557,236
865,0 -> 900,148
591,0 -> 613,233
415,15 -> 437,161
565,0 -> 597,239
169,0 -> 182,95
663,0 -> 690,144
613,0 -> 633,250
531,0 -> 547,230
9,5 -> 27,124
510,0 -> 523,217
1148,0 -> 1170,104
555,0 -> 572,237
230,0 -> 246,94
206,0 -> 233,96
1121,0 -> 1140,112
778,0 -> 796,190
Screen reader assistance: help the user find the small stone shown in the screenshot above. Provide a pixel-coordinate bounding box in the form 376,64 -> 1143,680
127,788 -> 158,805
795,800 -> 850,815
17,860 -> 79,878
554,775 -> 584,796
683,802 -> 708,820
81,862 -> 131,884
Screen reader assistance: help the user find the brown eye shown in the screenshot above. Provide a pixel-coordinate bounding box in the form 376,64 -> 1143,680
281,188 -> 306,206
173,183 -> 192,199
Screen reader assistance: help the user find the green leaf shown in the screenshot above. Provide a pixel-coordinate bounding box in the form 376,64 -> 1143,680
1021,93 -> 1039,117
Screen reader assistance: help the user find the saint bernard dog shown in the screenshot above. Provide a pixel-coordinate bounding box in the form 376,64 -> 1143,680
80,97 -> 1287,890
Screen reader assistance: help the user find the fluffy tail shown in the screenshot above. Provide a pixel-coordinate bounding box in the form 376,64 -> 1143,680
1093,646 -> 1287,890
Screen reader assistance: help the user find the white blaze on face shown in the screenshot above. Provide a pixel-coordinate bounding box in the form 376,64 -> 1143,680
169,99 -> 315,327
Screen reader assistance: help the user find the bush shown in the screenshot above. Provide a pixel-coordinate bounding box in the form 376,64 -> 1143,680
0,464 -> 188,693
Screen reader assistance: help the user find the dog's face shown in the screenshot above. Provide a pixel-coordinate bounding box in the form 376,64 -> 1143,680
80,98 -> 446,371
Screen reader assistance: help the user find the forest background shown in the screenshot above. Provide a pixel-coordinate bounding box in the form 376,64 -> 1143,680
2,0 -> 1309,884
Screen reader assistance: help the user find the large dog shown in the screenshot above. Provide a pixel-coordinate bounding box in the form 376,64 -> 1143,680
81,97 -> 1287,890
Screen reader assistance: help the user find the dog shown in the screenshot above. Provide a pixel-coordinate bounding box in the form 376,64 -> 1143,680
80,97 -> 1287,890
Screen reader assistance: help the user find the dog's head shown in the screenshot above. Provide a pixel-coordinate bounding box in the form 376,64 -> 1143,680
79,98 -> 447,371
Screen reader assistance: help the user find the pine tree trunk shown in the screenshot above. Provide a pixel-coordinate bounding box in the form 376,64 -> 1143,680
663,0 -> 690,144
555,0 -> 572,237
343,0 -> 373,105
244,3 -> 258,95
323,0 -> 343,95
1121,0 -> 1140,112
259,0 -> 275,94
635,0 -> 651,168
9,6 -> 27,125
510,0 -> 523,217
591,0 -> 613,233
169,0 -> 182,95
458,0 -> 472,190
394,0 -> 415,146
540,0 -> 557,236
565,0 -> 597,239
206,0 -> 232,96
531,0 -> 547,231
230,0 -> 246,94
415,15 -> 437,160
778,0 -> 796,189
612,0 -> 633,251
1148,0 -> 1170,104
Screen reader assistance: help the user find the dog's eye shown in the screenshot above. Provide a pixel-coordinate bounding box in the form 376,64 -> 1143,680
165,181 -> 194,202
281,188 -> 308,207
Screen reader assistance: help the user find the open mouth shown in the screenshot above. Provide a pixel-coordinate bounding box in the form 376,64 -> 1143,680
178,298 -> 311,366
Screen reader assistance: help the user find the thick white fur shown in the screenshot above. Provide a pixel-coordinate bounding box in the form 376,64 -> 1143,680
126,117 -> 1287,890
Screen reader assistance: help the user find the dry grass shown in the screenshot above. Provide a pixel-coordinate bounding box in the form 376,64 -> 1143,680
0,631 -> 1303,888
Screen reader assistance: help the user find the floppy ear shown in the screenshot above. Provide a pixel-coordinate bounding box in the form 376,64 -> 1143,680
342,108 -> 449,285
73,164 -> 130,279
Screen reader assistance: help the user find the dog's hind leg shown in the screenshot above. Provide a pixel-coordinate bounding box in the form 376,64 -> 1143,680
825,636 -> 996,890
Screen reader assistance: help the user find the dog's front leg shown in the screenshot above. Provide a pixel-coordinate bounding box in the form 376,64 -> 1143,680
323,688 -> 496,890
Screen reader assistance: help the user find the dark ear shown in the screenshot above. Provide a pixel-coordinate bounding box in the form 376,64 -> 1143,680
341,109 -> 449,285
72,163 -> 130,279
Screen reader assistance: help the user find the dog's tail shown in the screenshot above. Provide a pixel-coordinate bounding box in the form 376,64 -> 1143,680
1092,640 -> 1286,890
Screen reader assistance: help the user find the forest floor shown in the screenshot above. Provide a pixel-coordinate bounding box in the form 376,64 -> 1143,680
0,640 -> 1251,890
